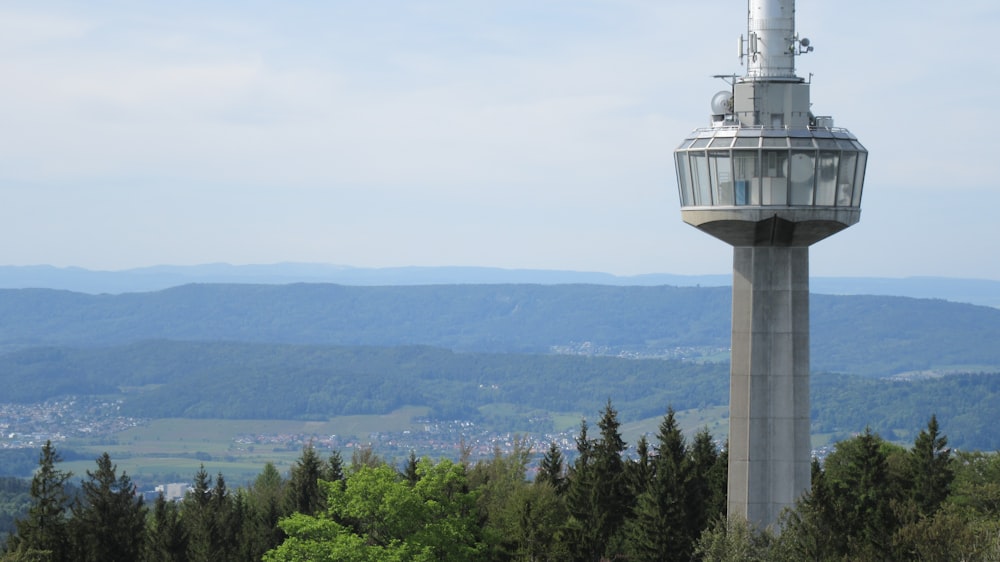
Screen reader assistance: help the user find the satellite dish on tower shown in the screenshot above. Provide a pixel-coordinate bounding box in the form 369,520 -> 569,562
711,90 -> 733,115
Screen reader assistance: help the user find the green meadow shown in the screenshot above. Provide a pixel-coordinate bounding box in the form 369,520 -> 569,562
59,406 -> 431,485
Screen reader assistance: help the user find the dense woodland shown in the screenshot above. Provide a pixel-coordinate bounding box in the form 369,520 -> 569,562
2,406 -> 996,561
4,341 -> 1000,451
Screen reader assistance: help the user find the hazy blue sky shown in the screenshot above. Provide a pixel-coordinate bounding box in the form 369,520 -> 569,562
1,1 -> 997,278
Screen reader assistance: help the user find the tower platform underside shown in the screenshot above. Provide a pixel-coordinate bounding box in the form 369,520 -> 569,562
681,207 -> 859,247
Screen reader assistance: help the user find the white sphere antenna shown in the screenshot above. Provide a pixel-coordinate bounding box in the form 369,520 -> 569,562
711,90 -> 733,115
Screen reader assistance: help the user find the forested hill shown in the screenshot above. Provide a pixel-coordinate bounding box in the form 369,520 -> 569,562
2,283 -> 1000,376
2,341 -> 1000,450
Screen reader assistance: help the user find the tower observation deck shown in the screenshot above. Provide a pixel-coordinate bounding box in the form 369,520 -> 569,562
673,0 -> 867,528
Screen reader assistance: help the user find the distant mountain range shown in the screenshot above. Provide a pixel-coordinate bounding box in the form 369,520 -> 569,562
2,263 -> 999,307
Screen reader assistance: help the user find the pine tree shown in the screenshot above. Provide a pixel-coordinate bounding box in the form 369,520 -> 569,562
536,441 -> 566,493
68,453 -> 145,562
210,473 -> 241,562
323,451 -> 345,483
403,451 -> 420,485
182,465 -> 217,562
9,441 -> 72,562
626,435 -> 653,500
593,398 -> 631,555
686,428 -> 722,538
813,427 -> 899,559
708,438 -> 728,521
778,458 -> 839,560
561,418 -> 601,562
624,408 -> 690,562
561,401 -> 632,561
188,465 -> 212,509
146,493 -> 187,562
244,462 -> 287,559
284,444 -> 325,516
909,414 -> 953,516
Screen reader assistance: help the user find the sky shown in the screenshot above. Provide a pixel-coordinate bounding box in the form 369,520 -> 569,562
1,1 -> 998,279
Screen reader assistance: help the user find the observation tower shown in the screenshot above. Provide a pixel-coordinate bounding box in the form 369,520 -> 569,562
673,0 -> 867,527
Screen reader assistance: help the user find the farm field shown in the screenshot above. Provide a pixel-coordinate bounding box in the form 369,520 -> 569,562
59,406 -> 431,485
53,404 -> 735,486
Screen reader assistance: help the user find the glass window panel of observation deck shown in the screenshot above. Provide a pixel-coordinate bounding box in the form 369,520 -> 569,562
852,152 -> 867,207
733,151 -> 759,205
836,152 -> 857,206
709,152 -> 733,205
690,152 -> 711,205
789,152 -> 816,205
675,153 -> 694,206
815,151 -> 838,206
761,150 -> 788,205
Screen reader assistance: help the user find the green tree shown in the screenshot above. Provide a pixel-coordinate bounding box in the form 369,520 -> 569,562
949,450 -> 1000,516
495,482 -> 567,562
560,401 -> 632,561
285,444 -> 326,516
687,427 -> 724,537
68,453 -> 145,562
146,493 -> 187,562
403,451 -> 420,486
266,458 -> 483,562
561,418 -> 599,562
777,459 -> 838,560
0,548 -> 59,562
349,445 -> 384,473
593,400 -> 631,557
241,462 -> 286,560
907,414 -> 953,516
468,437 -> 534,560
893,502 -> 987,562
694,516 -> 777,562
8,442 -> 72,562
535,442 -> 566,494
803,428 -> 900,560
625,435 -> 653,500
323,450 -> 346,484
209,473 -> 242,562
182,465 -> 219,562
624,408 -> 691,562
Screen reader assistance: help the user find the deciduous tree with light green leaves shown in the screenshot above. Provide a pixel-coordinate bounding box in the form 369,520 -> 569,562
265,458 -> 483,562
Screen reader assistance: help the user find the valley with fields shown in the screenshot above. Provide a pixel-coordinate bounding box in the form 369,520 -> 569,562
2,278 -> 1000,486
